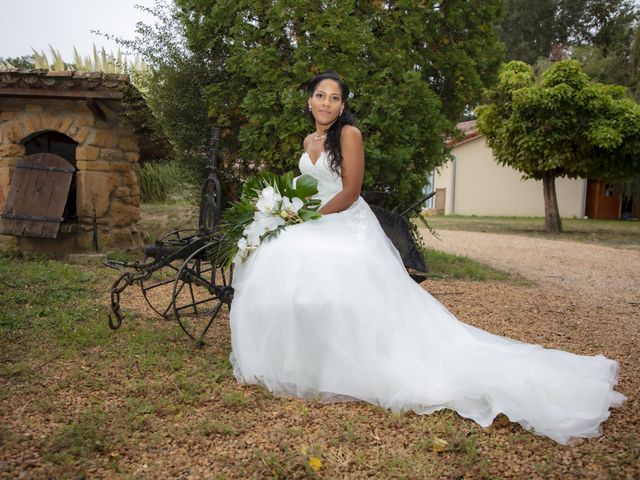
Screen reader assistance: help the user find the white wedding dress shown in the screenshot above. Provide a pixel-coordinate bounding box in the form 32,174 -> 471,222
229,151 -> 625,444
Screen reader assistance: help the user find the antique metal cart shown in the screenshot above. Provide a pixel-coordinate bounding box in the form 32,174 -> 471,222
106,127 -> 432,345
106,128 -> 232,344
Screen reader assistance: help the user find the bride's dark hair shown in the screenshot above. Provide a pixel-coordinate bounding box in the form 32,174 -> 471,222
307,71 -> 355,174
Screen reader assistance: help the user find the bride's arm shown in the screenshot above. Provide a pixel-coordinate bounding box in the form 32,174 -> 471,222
319,126 -> 364,215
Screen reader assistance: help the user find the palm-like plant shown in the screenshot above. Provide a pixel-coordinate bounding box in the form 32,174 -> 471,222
24,44 -> 150,91
29,44 -> 148,78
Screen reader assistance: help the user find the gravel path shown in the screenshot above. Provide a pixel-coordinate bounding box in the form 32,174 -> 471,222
420,229 -> 640,306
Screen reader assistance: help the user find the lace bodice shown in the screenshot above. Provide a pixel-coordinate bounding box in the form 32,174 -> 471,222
299,151 -> 343,206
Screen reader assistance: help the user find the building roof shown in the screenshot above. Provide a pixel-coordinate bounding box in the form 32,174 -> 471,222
447,120 -> 481,148
0,68 -> 129,99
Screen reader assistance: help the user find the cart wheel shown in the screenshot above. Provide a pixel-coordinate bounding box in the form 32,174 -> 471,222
139,229 -> 199,319
172,242 -> 233,345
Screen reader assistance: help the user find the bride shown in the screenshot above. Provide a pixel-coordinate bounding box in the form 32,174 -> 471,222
229,71 -> 625,445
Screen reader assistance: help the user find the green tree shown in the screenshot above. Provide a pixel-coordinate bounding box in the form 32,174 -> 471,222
476,60 -> 640,232
0,55 -> 34,68
573,22 -> 640,101
100,0 -> 224,184
173,0 -> 505,209
500,0 -> 638,64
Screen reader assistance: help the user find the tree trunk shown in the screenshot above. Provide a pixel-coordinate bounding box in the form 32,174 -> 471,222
542,171 -> 562,233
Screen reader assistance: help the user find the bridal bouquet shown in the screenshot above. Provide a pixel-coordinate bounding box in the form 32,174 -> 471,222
218,171 -> 322,266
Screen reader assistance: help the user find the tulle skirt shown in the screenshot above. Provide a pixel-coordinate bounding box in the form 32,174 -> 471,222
229,197 -> 625,444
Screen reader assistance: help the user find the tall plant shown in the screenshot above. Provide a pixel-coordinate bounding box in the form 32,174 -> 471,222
29,44 -> 149,80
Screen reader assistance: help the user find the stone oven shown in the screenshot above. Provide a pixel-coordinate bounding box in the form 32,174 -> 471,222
0,69 -> 155,254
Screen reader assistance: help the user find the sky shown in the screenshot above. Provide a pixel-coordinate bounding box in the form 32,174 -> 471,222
0,0 -> 158,62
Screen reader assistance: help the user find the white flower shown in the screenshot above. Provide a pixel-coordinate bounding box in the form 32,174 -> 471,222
281,196 -> 304,214
243,221 -> 262,247
256,185 -> 282,214
233,236 -> 257,264
243,211 -> 285,246
233,248 -> 250,264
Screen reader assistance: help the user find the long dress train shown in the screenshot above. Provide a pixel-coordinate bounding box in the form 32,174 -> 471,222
229,151 -> 625,445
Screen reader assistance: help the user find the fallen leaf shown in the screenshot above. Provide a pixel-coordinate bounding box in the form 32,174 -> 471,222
431,436 -> 448,453
308,456 -> 322,471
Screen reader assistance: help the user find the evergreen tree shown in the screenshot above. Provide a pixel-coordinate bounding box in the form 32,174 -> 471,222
573,22 -> 640,101
174,0 -> 505,209
500,0 -> 638,64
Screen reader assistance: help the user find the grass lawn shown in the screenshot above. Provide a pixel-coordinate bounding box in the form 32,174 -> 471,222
421,248 -> 528,284
422,215 -> 640,248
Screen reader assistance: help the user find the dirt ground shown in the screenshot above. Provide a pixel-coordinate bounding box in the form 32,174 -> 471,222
421,229 -> 640,307
1,230 -> 639,479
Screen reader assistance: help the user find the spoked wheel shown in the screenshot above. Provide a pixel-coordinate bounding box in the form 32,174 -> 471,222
139,229 -> 199,319
172,241 -> 233,346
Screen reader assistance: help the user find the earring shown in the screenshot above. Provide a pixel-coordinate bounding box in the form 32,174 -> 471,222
308,105 -> 312,112
339,110 -> 343,116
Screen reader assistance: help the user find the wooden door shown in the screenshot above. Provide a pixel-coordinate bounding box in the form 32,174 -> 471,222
0,153 -> 74,238
435,188 -> 446,215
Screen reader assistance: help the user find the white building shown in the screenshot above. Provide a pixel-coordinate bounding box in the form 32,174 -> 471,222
428,121 -> 632,219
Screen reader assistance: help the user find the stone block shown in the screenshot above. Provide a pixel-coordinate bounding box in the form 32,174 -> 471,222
110,162 -> 134,172
0,111 -> 14,121
108,228 -> 134,248
76,170 -> 118,218
59,117 -> 74,134
21,114 -> 42,134
119,136 -> 138,152
75,115 -> 95,127
72,126 -> 91,144
0,144 -> 26,158
0,158 -> 18,168
76,160 -> 111,171
40,112 -> 53,129
10,123 -> 26,143
91,129 -> 119,148
25,104 -> 43,112
114,186 -> 131,200
124,152 -> 140,163
98,148 -> 124,161
124,171 -> 139,186
76,146 -> 100,161
110,202 -> 141,227
41,113 -> 63,131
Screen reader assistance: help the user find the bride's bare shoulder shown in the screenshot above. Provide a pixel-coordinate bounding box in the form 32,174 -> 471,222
340,125 -> 363,145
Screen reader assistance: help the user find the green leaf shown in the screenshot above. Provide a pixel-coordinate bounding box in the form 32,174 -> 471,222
293,175 -> 319,199
298,208 -> 322,222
